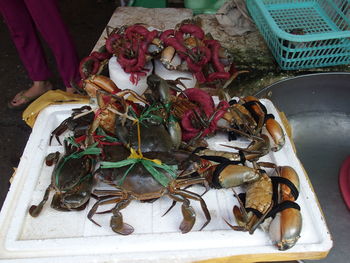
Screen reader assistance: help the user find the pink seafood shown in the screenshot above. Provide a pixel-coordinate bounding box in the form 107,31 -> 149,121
159,23 -> 233,85
104,25 -> 161,85
179,88 -> 229,141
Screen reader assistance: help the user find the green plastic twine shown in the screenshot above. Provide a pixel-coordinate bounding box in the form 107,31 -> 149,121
96,127 -> 120,142
99,103 -> 178,187
100,159 -> 178,187
55,143 -> 102,188
130,103 -> 165,125
66,136 -> 80,148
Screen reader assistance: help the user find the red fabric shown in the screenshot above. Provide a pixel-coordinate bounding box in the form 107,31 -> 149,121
0,0 -> 79,87
339,156 -> 350,210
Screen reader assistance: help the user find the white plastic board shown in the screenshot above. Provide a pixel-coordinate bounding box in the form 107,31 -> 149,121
0,100 -> 332,262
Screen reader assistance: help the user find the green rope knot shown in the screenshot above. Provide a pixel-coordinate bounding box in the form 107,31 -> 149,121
100,158 -> 177,187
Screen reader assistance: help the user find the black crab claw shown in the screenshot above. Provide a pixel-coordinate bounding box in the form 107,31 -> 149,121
49,118 -> 71,145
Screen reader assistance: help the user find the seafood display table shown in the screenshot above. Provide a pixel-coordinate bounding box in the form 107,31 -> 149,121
0,100 -> 332,262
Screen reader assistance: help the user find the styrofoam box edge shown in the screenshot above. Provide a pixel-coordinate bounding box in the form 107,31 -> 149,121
0,100 -> 333,262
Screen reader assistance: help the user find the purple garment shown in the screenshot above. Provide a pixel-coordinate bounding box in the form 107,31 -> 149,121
0,0 -> 80,87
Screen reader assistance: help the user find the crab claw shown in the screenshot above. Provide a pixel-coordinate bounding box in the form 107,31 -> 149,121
269,209 -> 302,250
110,211 -> 134,235
232,205 -> 246,226
265,117 -> 285,152
179,203 -> 196,234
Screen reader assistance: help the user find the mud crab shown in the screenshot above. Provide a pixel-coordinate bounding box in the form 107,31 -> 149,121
29,140 -> 100,216
50,105 -> 94,145
89,144 -> 212,235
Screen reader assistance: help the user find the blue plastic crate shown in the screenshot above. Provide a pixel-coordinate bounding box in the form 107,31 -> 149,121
247,0 -> 350,70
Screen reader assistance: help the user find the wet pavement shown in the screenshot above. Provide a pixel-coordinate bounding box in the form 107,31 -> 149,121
0,0 -> 118,209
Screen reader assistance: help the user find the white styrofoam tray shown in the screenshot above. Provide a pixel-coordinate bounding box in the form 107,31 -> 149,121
0,100 -> 332,262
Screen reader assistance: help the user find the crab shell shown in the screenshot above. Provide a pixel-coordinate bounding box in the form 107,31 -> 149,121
115,119 -> 175,153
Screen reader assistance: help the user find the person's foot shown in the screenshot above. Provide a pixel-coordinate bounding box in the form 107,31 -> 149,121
8,80 -> 53,109
65,86 -> 77,94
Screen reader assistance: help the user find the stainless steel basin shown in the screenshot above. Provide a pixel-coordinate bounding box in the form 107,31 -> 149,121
256,73 -> 350,263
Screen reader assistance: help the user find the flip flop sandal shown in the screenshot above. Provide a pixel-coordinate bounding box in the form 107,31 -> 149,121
7,90 -> 43,110
339,156 -> 350,210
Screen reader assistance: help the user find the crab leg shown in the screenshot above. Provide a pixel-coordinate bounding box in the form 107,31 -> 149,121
29,185 -> 52,217
88,194 -> 124,226
49,118 -> 70,145
168,193 -> 196,234
115,89 -> 150,105
162,177 -> 209,217
173,188 -> 211,232
110,198 -> 134,235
